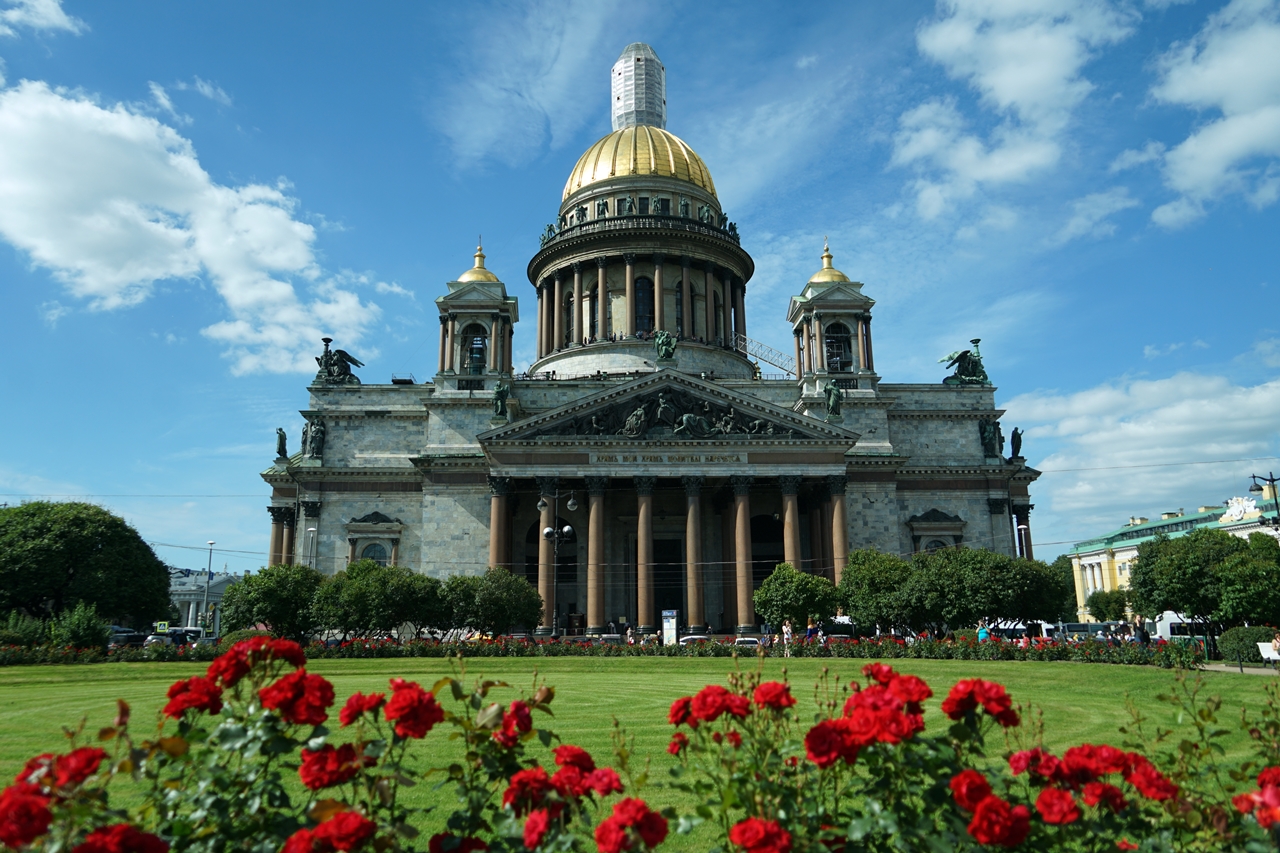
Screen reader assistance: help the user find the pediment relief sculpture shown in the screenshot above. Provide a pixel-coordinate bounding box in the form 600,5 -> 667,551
516,388 -> 805,440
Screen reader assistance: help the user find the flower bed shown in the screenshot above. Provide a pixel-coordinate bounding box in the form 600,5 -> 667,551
1,637 -> 1275,853
0,635 -> 1205,669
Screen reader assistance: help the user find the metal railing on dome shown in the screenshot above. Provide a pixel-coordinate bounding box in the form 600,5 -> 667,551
538,213 -> 741,249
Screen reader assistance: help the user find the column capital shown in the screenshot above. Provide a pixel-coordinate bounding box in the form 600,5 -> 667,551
652,252 -> 665,266
571,261 -> 582,274
596,256 -> 609,269
267,505 -> 294,524
623,253 -> 637,266
300,500 -> 321,518
348,537 -> 357,546
987,498 -> 1008,515
1011,502 -> 1035,513
682,475 -> 704,496
487,475 -> 512,497
825,474 -> 848,496
778,475 -> 802,496
680,255 -> 692,268
634,476 -> 657,496
536,476 -> 559,497
586,476 -> 609,496
553,269 -> 563,283
439,314 -> 449,325
730,475 -> 753,496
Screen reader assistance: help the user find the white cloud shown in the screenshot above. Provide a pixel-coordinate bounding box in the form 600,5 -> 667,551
1109,140 -> 1165,172
796,55 -> 818,69
1003,373 -> 1280,549
375,281 -> 414,298
1150,0 -> 1280,227
1255,337 -> 1280,367
1142,341 -> 1183,358
893,0 -> 1136,218
433,0 -> 622,166
1051,186 -> 1140,243
190,77 -> 231,106
0,0 -> 83,37
0,80 -> 380,374
39,299 -> 66,326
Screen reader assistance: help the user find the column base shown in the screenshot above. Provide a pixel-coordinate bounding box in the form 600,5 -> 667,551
534,626 -> 554,636
735,625 -> 757,635
637,624 -> 657,635
587,625 -> 606,635
687,624 -> 709,635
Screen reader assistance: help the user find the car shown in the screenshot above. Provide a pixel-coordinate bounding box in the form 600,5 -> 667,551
143,633 -> 172,648
733,637 -> 760,647
678,634 -> 711,646
108,631 -> 146,650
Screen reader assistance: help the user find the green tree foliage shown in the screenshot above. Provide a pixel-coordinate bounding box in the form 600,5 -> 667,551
753,563 -> 839,629
49,601 -> 111,651
443,574 -> 484,630
0,501 -> 170,625
839,546 -> 1066,634
399,572 -> 447,637
311,560 -> 420,639
5,610 -> 49,646
1049,554 -> 1079,620
475,567 -> 543,635
1085,589 -> 1129,622
1216,550 -> 1280,626
837,550 -> 914,633
220,563 -> 324,642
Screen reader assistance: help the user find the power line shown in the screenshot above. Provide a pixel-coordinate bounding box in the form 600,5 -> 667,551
1038,455 -> 1279,474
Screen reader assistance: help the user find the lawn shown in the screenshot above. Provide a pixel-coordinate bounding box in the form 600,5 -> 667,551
1,657 -> 1275,844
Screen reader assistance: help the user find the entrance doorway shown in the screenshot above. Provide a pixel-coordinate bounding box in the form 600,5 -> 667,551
653,539 -> 684,624
750,515 -> 785,590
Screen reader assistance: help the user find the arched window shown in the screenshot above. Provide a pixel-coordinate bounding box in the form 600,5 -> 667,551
825,323 -> 853,372
924,539 -> 950,553
460,323 -> 487,375
635,277 -> 654,334
361,543 -> 388,565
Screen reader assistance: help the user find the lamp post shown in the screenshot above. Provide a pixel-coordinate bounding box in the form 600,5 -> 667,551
201,541 -> 214,637
537,491 -> 578,636
1249,472 -> 1280,529
306,527 -> 318,569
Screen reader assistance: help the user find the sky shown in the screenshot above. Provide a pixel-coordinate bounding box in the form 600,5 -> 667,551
0,0 -> 1278,572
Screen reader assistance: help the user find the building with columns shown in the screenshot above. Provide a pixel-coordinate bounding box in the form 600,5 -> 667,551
261,43 -> 1039,636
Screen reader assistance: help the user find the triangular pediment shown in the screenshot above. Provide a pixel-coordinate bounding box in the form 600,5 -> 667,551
438,280 -> 508,302
481,371 -> 859,444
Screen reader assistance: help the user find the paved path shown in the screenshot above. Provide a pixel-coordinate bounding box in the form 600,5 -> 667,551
1202,663 -> 1279,676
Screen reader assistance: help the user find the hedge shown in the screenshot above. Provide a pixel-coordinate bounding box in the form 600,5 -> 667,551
1218,625 -> 1276,664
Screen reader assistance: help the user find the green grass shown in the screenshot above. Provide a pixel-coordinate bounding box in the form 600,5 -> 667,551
1,658 -> 1275,843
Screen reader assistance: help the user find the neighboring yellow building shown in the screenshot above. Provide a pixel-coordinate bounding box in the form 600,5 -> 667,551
1068,488 -> 1279,621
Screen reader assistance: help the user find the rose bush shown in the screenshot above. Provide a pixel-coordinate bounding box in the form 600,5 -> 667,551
1,637 -> 1276,852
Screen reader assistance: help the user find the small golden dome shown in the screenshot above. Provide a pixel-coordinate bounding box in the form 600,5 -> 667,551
809,239 -> 851,284
562,126 -> 716,201
457,243 -> 499,283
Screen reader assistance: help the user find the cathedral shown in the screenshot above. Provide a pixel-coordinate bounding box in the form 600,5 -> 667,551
261,43 -> 1039,636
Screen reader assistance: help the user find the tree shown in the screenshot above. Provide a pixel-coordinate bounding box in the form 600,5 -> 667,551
49,601 -> 111,651
752,563 -> 839,630
220,563 -> 324,642
1085,589 -> 1128,622
900,548 -> 1067,633
398,572 -> 447,637
838,549 -> 914,634
0,501 -> 170,626
1049,554 -> 1079,621
442,574 -> 484,630
475,568 -> 543,635
1215,551 -> 1280,627
1129,529 -> 1246,626
311,561 -> 417,639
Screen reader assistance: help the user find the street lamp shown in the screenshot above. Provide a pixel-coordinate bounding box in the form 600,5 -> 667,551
201,541 -> 214,638
1249,472 -> 1280,528
536,491 -> 578,636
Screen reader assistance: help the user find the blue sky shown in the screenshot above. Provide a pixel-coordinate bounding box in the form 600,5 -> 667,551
0,0 -> 1277,571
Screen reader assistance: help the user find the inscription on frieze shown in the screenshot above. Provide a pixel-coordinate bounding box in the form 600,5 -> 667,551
590,452 -> 745,465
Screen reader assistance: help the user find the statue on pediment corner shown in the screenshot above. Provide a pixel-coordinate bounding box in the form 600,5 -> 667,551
654,330 -> 676,360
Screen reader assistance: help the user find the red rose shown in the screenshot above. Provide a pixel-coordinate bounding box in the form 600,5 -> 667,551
0,783 -> 53,848
943,680 -> 1019,727
805,719 -> 849,768
427,834 -> 488,853
73,823 -> 169,853
727,730 -> 742,748
887,675 -> 932,712
51,747 -> 107,789
1260,766 -> 1280,788
941,679 -> 980,719
283,828 -> 317,853
338,692 -> 386,727
1009,748 -> 1061,781
503,767 -> 555,816
588,768 -> 623,796
949,770 -> 992,811
207,637 -> 306,686
862,663 -> 896,685
383,679 -> 444,739
691,685 -> 732,722
1124,759 -> 1178,801
753,681 -> 796,710
595,817 -> 629,853
1035,787 -> 1080,824
616,799 -> 667,848
1083,782 -> 1126,813
523,808 -> 552,850
729,817 -> 792,853
312,811 -> 376,852
668,696 -> 694,727
552,765 -> 589,800
163,676 -> 224,719
1117,841 -> 1138,851
299,744 -> 368,790
554,744 -> 596,772
259,669 -> 334,726
14,753 -> 54,785
667,733 -> 688,755
967,796 -> 1030,848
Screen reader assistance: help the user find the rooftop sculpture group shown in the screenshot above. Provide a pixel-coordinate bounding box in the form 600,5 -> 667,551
939,338 -> 991,386
314,337 -> 364,385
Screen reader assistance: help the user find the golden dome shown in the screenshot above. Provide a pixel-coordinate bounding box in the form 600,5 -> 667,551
562,126 -> 716,201
457,243 -> 499,283
809,239 -> 851,284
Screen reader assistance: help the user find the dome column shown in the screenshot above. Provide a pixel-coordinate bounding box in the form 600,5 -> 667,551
865,316 -> 875,371
535,284 -> 545,359
735,282 -> 747,345
624,253 -> 637,338
721,275 -> 732,347
652,253 -> 665,334
856,314 -> 867,370
793,331 -> 803,380
815,313 -> 828,373
437,316 -> 448,375
552,272 -> 565,353
680,257 -> 693,338
488,314 -> 499,371
572,263 -> 583,347
596,258 -> 609,340
444,314 -> 456,373
702,262 -> 715,345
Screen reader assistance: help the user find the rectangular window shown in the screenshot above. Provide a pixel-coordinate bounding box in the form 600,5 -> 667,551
638,197 -> 650,215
